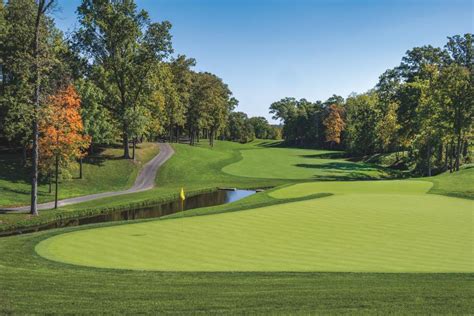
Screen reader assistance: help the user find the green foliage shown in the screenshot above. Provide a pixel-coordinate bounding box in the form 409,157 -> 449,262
76,79 -> 117,145
74,0 -> 172,157
225,112 -> 255,143
344,92 -> 379,155
154,63 -> 184,140
0,0 -> 68,146
271,34 -> 473,176
187,72 -> 235,146
248,116 -> 276,139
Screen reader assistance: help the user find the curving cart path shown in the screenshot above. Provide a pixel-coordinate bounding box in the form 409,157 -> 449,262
3,143 -> 174,213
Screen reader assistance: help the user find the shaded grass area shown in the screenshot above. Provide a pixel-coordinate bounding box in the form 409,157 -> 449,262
1,225 -> 473,314
0,142 -> 159,207
222,143 -> 400,180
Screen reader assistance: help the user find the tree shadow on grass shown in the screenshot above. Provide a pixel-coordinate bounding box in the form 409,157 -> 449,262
298,152 -> 346,159
294,162 -> 400,181
254,140 -> 285,148
0,147 -> 124,185
295,162 -> 380,172
311,172 -> 379,181
0,154 -> 30,184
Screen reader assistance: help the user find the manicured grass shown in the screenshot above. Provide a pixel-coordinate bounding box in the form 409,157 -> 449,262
1,231 -> 472,314
223,141 -> 397,180
269,179 -> 433,199
0,142 -> 159,207
0,141 -> 473,313
35,179 -> 473,272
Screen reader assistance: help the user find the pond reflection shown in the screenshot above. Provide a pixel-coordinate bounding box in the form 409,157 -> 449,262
2,190 -> 256,237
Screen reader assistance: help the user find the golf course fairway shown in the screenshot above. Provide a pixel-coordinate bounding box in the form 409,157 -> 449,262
36,180 -> 473,273
222,146 -> 393,180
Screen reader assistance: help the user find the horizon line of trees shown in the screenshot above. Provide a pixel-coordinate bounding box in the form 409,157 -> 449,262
270,33 -> 473,176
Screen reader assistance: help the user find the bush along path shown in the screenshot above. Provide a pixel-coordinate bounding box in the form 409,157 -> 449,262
3,143 -> 174,213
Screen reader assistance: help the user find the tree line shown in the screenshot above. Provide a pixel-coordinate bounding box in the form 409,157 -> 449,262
0,0 -> 278,214
270,34 -> 473,176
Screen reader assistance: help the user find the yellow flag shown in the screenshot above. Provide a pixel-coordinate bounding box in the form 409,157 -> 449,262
180,187 -> 185,201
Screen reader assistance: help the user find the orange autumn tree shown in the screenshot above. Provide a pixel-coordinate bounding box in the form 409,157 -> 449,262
39,85 -> 91,208
323,104 -> 345,147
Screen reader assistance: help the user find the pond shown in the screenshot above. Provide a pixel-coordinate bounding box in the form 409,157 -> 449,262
1,190 -> 257,237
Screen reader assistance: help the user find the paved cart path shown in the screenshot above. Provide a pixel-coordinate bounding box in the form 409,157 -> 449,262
3,143 -> 174,213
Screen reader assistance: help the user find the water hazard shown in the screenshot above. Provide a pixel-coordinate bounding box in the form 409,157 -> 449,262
1,190 -> 256,237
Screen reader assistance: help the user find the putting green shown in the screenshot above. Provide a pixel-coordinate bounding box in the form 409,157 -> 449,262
36,180 -> 473,272
222,147 -> 391,180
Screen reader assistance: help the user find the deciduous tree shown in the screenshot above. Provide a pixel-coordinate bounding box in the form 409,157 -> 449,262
75,0 -> 172,158
323,104 -> 345,147
39,85 -> 91,208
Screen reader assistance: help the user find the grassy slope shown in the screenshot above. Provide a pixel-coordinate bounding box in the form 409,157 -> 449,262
428,166 -> 474,199
0,142 -> 159,207
223,144 -> 398,180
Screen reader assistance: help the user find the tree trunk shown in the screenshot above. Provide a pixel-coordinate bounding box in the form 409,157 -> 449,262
79,157 -> 83,179
437,143 -> 443,165
22,146 -> 27,166
88,137 -> 94,155
30,3 -> 44,216
455,134 -> 461,171
132,138 -> 136,161
449,141 -> 454,173
209,129 -> 214,147
54,154 -> 59,209
426,143 -> 432,177
123,132 -> 130,159
444,144 -> 449,169
48,172 -> 52,194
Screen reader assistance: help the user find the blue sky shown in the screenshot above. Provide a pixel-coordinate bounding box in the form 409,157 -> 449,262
53,0 -> 473,123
